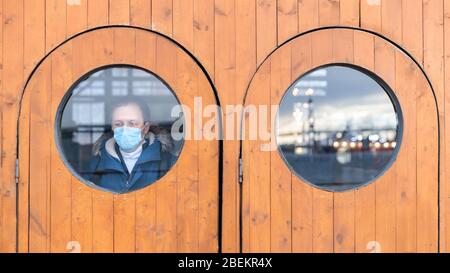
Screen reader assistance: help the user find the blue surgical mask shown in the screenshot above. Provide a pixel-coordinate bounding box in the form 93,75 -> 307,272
113,126 -> 143,152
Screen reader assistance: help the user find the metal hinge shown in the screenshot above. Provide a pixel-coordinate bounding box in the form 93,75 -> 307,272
238,157 -> 243,184
15,158 -> 19,184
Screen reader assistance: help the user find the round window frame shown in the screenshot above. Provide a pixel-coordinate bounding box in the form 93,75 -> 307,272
54,64 -> 186,194
275,63 -> 404,193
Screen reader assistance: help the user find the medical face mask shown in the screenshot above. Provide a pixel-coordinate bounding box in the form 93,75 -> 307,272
113,126 -> 143,152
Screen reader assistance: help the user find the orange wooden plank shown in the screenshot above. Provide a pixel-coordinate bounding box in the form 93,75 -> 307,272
248,61 -> 271,252
423,0 -> 445,253
256,0 -> 277,65
24,0 -> 45,78
152,0 -> 173,37
175,52 -> 200,253
193,0 -> 215,82
241,101 -> 252,253
71,34 -> 93,253
197,63 -> 219,252
312,189 -> 334,252
173,4 -> 199,251
270,44 -> 292,252
173,0 -> 194,51
114,192 -> 137,252
416,70 -> 439,253
234,0 -> 257,253
109,0 -> 130,25
252,0 -> 276,252
277,0 -> 298,43
87,0 -> 108,28
214,0 -> 237,253
298,0 -> 319,33
353,31 -> 376,253
66,0 -> 87,37
443,0 -> 450,253
134,28 -> 158,254
29,60 -> 52,252
236,0 -> 256,101
332,29 -> 355,253
112,28 -> 137,253
155,36 -> 178,252
339,0 -> 359,27
49,42 -> 73,253
374,38 -> 397,253
1,0 -> 24,253
90,29 -> 114,253
45,0 -> 69,253
401,0 -> 423,65
18,85 -> 30,253
19,0 -> 45,253
332,28 -> 353,63
130,0 -> 151,27
311,30 -> 334,253
361,0 -> 381,32
194,0 -> 218,253
333,192 -> 355,253
318,0 -> 340,26
381,0 -> 402,43
291,175 -> 313,252
291,35 -> 313,253
46,0 -> 66,53
395,51 -> 417,252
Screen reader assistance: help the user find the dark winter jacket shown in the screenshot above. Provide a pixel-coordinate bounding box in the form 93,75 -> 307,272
86,132 -> 176,193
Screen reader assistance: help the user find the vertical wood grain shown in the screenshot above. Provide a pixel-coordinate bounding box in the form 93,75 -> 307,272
332,29 -> 355,253
353,31 -> 376,253
112,28 -> 137,253
423,0 -> 445,253
155,36 -> 178,252
298,0 -> 319,33
215,0 -> 237,252
87,31 -> 115,253
1,0 -> 24,253
291,35 -> 313,253
374,38 -> 397,253
88,0 -> 108,28
269,44 -> 292,252
135,30 -> 158,253
152,0 -> 173,37
318,0 -> 340,26
195,0 -> 218,253
109,0 -> 130,25
66,0 -> 87,37
256,0 -> 277,65
130,0 -> 151,28
277,0 -> 298,43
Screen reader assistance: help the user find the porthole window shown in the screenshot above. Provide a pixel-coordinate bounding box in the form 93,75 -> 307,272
276,65 -> 402,192
56,66 -> 184,194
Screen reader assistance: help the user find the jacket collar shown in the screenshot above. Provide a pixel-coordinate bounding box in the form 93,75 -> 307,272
97,133 -> 161,173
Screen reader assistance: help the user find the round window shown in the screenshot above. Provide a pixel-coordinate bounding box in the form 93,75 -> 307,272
276,65 -> 402,192
56,66 -> 184,194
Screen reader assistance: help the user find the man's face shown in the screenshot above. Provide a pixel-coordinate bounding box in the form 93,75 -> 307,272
112,103 -> 150,135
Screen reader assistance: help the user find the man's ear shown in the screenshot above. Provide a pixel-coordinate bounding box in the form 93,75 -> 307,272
142,121 -> 151,134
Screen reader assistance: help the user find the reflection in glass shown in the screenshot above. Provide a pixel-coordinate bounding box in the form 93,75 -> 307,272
276,66 -> 401,191
58,66 -> 184,193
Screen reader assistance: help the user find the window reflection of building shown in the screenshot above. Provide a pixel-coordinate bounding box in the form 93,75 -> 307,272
276,66 -> 400,191
60,67 -> 181,176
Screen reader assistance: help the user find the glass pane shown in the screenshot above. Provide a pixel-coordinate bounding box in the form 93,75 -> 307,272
57,66 -> 184,194
276,65 -> 402,191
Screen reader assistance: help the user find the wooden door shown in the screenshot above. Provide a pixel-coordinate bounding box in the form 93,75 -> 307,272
18,27 -> 219,253
241,28 -> 439,253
